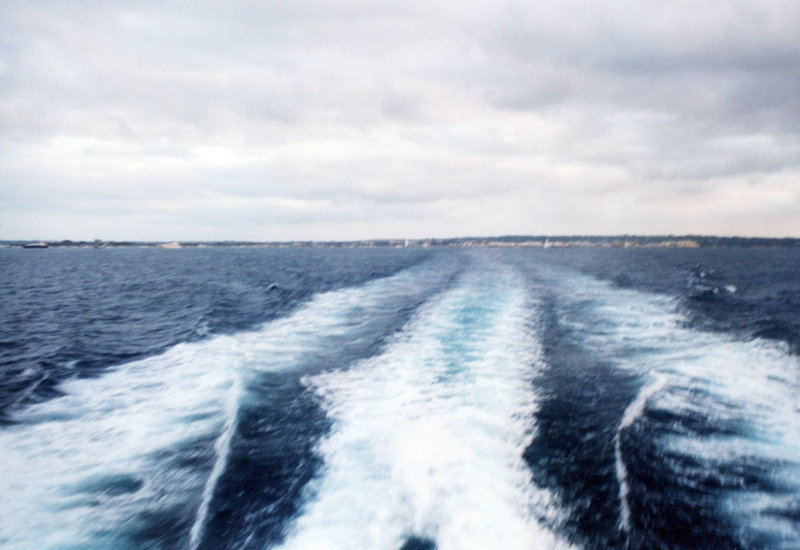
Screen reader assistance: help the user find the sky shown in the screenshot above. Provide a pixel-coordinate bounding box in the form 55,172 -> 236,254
1,0 -> 798,241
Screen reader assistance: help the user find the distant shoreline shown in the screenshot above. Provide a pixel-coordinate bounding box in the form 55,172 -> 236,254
3,236 -> 800,249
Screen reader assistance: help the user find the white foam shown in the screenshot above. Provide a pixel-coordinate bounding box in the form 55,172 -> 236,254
189,374 -> 243,550
546,266 -> 800,544
614,374 -> 668,532
0,259 -> 451,550
276,262 -> 574,550
0,337 -> 241,550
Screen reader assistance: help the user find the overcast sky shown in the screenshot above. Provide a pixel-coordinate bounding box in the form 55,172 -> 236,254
1,0 -> 798,241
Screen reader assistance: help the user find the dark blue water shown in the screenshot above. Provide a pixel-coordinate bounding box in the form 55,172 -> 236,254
1,246 -> 799,550
0,247 -> 434,417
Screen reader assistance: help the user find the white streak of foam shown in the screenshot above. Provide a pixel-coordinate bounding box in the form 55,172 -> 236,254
276,265 -> 575,550
189,374 -> 243,550
614,374 -> 667,532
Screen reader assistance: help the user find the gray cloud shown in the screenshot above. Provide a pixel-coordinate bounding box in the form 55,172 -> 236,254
1,0 -> 798,240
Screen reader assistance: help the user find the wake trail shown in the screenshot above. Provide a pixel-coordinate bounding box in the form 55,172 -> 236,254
544,264 -> 800,549
277,259 -> 575,550
0,256 -> 457,550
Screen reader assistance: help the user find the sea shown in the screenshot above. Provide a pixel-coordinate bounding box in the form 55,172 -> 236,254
1,246 -> 799,550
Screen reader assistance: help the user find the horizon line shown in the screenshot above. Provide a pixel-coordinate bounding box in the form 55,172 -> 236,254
4,234 -> 800,246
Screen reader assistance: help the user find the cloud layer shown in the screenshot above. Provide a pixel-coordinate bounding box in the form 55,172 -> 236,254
2,0 -> 798,240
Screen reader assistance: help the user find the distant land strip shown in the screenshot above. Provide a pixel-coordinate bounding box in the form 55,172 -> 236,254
4,236 -> 800,249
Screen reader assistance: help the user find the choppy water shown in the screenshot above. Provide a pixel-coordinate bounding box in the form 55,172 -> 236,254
1,246 -> 799,550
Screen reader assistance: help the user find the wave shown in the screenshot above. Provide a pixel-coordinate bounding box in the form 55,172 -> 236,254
536,265 -> 800,549
0,256 -> 457,550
